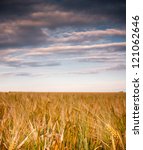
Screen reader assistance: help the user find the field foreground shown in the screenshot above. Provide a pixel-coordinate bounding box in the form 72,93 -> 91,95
0,92 -> 126,150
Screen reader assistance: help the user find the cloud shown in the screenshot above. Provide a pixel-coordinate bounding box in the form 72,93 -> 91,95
1,61 -> 61,68
24,42 -> 126,57
0,0 -> 125,23
0,41 -> 125,68
0,0 -> 125,49
47,0 -> 126,24
68,64 -> 126,75
0,72 -> 31,77
0,13 -> 94,49
42,28 -> 125,44
0,53 -> 61,67
0,72 -> 44,77
0,21 -> 125,50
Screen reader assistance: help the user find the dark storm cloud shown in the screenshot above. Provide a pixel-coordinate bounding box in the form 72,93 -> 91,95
49,0 -> 126,23
0,0 -> 125,29
0,0 -> 125,20
0,0 -> 125,49
0,25 -> 48,49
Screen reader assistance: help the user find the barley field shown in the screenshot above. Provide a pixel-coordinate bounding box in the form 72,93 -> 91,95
0,92 -> 126,150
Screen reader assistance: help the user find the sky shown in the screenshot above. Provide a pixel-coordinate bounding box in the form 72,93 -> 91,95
0,0 -> 126,92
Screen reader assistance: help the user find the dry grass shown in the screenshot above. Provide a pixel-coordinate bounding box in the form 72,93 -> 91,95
0,92 -> 126,150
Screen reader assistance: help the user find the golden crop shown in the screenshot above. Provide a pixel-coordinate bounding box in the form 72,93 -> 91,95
0,92 -> 126,150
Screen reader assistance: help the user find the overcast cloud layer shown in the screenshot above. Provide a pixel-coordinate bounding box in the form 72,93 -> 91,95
0,0 -> 126,92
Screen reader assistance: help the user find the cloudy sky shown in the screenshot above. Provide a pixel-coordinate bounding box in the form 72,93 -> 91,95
0,0 -> 126,92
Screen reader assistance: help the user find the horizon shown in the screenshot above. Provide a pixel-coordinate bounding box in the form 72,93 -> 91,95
0,91 -> 126,93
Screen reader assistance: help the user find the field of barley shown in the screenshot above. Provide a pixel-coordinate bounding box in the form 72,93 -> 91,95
0,92 -> 126,150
